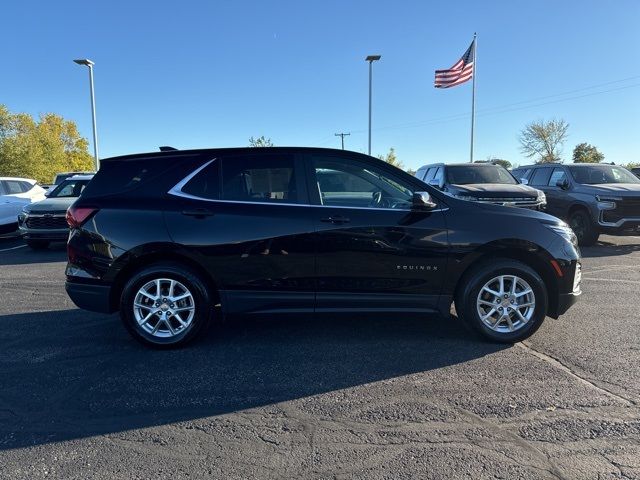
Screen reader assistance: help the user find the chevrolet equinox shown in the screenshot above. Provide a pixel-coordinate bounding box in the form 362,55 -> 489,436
65,147 -> 582,348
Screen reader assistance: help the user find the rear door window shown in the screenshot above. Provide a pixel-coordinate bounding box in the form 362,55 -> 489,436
529,167 -> 552,186
221,154 -> 301,204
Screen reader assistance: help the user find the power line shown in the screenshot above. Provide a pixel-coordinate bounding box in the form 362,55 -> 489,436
334,132 -> 351,149
349,76 -> 640,134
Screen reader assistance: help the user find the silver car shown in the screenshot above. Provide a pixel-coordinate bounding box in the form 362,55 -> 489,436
18,174 -> 94,249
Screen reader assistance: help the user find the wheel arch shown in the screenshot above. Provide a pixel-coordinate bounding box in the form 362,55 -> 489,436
108,247 -> 221,312
452,240 -> 560,318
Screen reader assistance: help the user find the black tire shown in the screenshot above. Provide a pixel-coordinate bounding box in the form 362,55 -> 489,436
568,209 -> 599,246
455,259 -> 548,343
120,262 -> 214,348
27,240 -> 50,250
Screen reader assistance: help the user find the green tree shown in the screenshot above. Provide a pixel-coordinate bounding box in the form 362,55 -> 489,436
486,156 -> 512,169
377,147 -> 405,169
518,118 -> 569,163
0,104 -> 94,183
248,136 -> 274,147
572,142 -> 604,163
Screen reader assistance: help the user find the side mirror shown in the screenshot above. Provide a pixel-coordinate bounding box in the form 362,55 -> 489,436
520,178 -> 529,185
412,191 -> 437,210
427,178 -> 442,189
556,179 -> 569,190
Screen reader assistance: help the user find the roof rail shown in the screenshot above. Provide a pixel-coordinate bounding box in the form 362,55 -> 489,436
159,146 -> 178,152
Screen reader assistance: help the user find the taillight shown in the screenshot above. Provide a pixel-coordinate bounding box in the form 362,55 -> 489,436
66,206 -> 98,228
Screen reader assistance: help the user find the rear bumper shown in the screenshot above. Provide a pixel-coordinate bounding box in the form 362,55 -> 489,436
65,281 -> 114,314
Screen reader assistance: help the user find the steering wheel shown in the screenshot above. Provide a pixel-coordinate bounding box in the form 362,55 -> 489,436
370,191 -> 383,207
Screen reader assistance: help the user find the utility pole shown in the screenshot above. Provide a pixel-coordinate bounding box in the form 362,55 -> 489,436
334,132 -> 351,150
73,59 -> 99,170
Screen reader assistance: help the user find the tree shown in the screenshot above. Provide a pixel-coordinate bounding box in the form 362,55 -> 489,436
0,104 -> 94,183
248,136 -> 274,147
518,118 -> 569,163
572,142 -> 604,163
377,147 -> 405,169
486,156 -> 512,169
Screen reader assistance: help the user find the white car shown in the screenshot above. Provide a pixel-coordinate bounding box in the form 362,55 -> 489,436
0,177 -> 47,232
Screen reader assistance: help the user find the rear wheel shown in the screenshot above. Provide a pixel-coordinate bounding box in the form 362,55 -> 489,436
26,240 -> 49,250
568,209 -> 599,246
455,259 -> 548,343
120,263 -> 214,348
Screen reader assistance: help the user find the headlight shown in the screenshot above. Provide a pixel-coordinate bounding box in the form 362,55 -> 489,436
595,195 -> 620,210
537,191 -> 546,204
546,223 -> 577,247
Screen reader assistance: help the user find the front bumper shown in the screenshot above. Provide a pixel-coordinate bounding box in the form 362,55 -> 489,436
19,226 -> 69,241
553,290 -> 581,317
65,281 -> 114,314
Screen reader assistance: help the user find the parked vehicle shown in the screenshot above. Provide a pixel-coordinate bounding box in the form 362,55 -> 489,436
414,162 -> 546,210
46,171 -> 95,194
0,177 -> 47,233
18,174 -> 94,249
512,163 -> 640,246
65,147 -> 581,348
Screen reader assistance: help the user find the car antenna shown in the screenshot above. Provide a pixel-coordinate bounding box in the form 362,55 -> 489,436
159,146 -> 178,152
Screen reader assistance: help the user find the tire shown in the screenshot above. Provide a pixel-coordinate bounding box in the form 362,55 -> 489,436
27,240 -> 50,250
120,262 -> 214,348
455,259 -> 548,343
568,209 -> 599,246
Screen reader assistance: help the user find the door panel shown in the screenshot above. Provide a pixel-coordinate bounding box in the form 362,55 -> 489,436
308,154 -> 449,311
163,153 -> 316,314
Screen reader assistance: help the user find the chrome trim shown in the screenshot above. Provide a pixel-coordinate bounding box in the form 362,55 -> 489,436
23,213 -> 67,218
167,158 -> 216,197
167,159 -> 449,213
598,213 -> 640,227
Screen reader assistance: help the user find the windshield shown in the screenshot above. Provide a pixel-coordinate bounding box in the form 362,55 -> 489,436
446,165 -> 517,185
48,179 -> 90,198
568,165 -> 640,185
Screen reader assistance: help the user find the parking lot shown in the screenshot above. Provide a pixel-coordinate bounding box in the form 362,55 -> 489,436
0,235 -> 639,479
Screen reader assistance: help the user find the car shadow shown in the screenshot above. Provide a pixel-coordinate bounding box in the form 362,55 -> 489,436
0,309 -> 505,450
581,240 -> 640,258
0,241 -> 67,265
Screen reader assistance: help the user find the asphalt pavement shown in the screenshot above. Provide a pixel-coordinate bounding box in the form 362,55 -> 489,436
0,235 -> 639,479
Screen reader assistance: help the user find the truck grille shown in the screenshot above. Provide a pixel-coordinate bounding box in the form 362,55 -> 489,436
602,197 -> 640,223
25,215 -> 68,229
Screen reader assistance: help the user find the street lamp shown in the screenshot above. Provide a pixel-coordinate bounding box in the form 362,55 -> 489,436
73,59 -> 99,170
365,55 -> 381,156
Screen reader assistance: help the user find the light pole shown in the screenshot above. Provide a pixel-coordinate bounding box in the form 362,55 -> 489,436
73,59 -> 99,170
365,55 -> 381,156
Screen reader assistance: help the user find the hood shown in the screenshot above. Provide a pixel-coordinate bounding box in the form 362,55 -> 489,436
24,197 -> 76,213
577,183 -> 640,196
447,183 -> 540,198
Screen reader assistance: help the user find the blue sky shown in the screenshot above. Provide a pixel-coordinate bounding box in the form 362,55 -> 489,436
2,0 -> 639,170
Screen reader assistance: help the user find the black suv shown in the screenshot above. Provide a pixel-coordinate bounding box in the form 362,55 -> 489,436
65,147 -> 581,348
513,163 -> 640,245
415,162 -> 546,210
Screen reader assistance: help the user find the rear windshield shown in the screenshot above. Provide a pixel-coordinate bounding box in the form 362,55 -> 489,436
568,165 -> 640,185
446,165 -> 517,185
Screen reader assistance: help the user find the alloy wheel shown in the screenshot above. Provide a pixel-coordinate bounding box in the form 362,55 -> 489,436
133,278 -> 196,338
476,275 -> 536,333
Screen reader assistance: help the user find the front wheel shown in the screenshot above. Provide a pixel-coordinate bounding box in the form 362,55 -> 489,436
569,209 -> 599,246
120,263 -> 214,348
455,259 -> 548,343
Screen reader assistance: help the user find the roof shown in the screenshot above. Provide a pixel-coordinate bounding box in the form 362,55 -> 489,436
516,163 -> 619,169
100,146 -> 369,163
418,162 -> 502,169
66,174 -> 95,180
0,177 -> 37,183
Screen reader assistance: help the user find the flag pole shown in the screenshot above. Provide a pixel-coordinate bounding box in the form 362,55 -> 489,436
469,32 -> 477,163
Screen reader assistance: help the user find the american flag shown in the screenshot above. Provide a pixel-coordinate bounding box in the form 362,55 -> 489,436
434,40 -> 475,88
